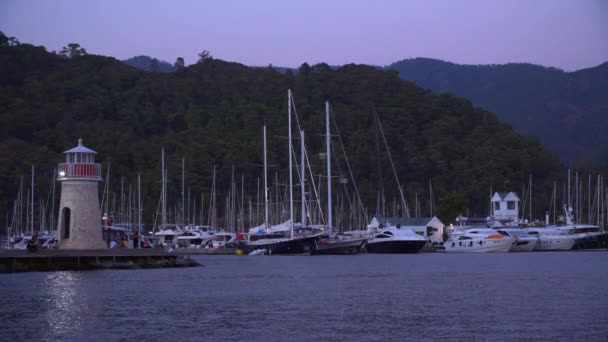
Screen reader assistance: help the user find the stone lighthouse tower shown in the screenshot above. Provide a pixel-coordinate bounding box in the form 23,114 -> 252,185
56,138 -> 106,249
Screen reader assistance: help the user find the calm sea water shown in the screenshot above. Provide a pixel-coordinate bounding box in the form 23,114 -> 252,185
1,252 -> 607,342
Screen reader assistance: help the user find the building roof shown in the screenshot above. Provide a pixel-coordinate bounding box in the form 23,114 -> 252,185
492,192 -> 519,202
63,138 -> 97,154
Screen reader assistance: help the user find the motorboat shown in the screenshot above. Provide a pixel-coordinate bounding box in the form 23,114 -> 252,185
548,224 -> 608,249
177,226 -> 216,248
494,228 -> 538,252
443,228 -> 514,252
154,225 -> 183,246
208,231 -> 246,249
525,228 -> 576,251
365,227 -> 427,254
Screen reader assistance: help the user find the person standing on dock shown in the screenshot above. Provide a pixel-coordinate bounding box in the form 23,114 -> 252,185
133,231 -> 139,249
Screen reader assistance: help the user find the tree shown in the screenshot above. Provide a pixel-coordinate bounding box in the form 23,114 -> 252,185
436,192 -> 468,225
7,37 -> 20,46
197,50 -> 212,63
60,43 -> 87,58
174,57 -> 185,71
0,31 -> 20,46
149,58 -> 159,72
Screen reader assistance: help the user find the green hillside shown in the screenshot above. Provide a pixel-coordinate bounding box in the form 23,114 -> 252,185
0,35 -> 566,229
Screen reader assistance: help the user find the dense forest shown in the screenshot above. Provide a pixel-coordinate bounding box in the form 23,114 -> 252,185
388,58 -> 608,166
0,32 -> 582,233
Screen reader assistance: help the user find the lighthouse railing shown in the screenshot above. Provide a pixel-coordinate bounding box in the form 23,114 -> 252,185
57,163 -> 102,179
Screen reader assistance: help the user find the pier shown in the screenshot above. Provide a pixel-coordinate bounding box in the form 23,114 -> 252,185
0,249 -> 200,272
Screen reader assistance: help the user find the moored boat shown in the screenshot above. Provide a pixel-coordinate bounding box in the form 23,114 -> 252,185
443,229 -> 514,252
365,227 -> 426,254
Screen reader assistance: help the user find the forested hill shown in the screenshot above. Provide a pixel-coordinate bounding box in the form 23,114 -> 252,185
0,38 -> 564,228
388,58 -> 608,166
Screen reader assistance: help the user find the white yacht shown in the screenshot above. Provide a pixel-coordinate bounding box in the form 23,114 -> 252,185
548,224 -> 608,249
444,228 -> 514,252
177,226 -> 216,248
494,228 -> 538,252
365,227 -> 427,254
154,225 -> 183,246
525,228 -> 576,251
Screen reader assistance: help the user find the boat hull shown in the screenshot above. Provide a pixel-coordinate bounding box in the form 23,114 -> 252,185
365,240 -> 426,254
443,237 -> 514,252
312,238 -> 367,255
246,235 -> 322,255
572,233 -> 608,250
534,236 -> 575,251
509,238 -> 537,252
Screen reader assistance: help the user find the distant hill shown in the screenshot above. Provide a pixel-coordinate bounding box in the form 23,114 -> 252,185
388,58 -> 608,166
123,55 -> 174,72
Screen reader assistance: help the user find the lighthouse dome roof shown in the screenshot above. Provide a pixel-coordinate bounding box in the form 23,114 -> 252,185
63,138 -> 97,154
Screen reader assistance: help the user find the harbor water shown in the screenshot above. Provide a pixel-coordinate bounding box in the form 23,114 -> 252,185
1,252 -> 607,341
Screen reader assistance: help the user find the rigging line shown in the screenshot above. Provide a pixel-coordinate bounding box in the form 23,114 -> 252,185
290,92 -> 325,225
329,135 -> 357,225
329,103 -> 369,225
374,107 -> 410,218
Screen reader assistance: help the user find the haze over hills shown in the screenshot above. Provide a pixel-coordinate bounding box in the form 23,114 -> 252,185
0,34 -> 568,228
388,58 -> 608,166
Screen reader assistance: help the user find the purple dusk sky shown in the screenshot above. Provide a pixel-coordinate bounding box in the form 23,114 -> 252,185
1,0 -> 606,71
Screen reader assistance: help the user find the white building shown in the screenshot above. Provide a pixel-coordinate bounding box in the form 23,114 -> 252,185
490,192 -> 520,226
369,216 -> 445,244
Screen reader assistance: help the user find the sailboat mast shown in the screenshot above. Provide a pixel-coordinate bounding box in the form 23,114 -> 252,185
31,165 -> 34,234
138,172 -> 142,234
263,125 -> 269,228
326,101 -> 333,235
529,173 -> 532,223
301,130 -> 306,228
182,158 -> 185,227
161,148 -> 167,229
288,89 -> 294,238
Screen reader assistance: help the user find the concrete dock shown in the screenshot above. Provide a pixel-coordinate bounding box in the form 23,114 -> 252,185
0,249 -> 200,272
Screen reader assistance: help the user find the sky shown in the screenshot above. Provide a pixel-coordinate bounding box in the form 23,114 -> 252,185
1,0 -> 607,71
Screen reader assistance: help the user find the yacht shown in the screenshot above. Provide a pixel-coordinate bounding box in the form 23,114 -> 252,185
365,227 -> 427,254
443,228 -> 514,252
549,224 -> 608,249
154,225 -> 183,246
177,226 -> 216,248
525,228 -> 576,251
539,206 -> 608,249
494,228 -> 538,252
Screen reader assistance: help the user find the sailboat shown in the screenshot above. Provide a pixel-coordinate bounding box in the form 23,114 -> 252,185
154,148 -> 183,246
311,101 -> 367,255
246,120 -> 324,255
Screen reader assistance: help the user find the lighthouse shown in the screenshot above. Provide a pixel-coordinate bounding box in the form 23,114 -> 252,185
56,138 -> 106,249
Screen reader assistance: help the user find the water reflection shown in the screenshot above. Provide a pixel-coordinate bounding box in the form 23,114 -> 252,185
43,272 -> 85,339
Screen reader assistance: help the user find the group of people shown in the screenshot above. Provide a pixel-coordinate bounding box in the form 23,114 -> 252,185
106,231 -> 156,249
132,231 -> 155,248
